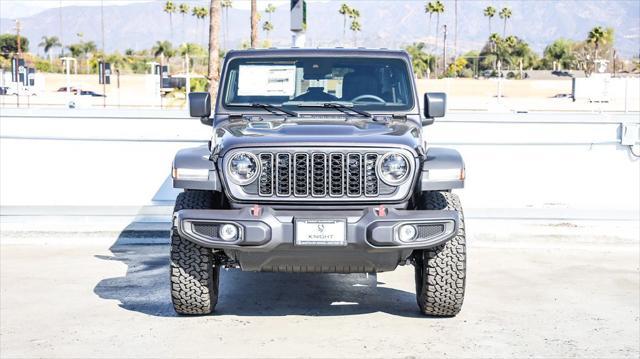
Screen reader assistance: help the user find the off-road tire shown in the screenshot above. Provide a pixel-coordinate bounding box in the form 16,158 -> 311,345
414,191 -> 466,316
170,190 -> 220,315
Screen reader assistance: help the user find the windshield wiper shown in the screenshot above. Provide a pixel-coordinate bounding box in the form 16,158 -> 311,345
226,103 -> 298,117
323,103 -> 371,117
292,102 -> 371,118
251,103 -> 298,117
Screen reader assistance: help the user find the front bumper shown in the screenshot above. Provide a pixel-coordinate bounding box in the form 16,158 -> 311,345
175,206 -> 460,272
174,206 -> 459,261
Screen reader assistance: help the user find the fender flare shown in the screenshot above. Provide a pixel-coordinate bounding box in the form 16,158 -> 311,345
172,145 -> 222,191
420,147 -> 465,191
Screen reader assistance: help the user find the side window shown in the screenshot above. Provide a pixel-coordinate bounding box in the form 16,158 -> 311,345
225,69 -> 238,103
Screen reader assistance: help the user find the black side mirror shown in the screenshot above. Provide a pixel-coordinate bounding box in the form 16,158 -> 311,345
423,92 -> 446,126
189,92 -> 212,125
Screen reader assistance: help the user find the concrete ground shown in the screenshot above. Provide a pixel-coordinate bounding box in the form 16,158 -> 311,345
1,226 -> 638,358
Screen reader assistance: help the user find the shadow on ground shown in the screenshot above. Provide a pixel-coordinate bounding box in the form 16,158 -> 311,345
94,230 -> 422,318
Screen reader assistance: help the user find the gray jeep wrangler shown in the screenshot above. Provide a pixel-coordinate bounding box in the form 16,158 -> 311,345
171,48 -> 466,316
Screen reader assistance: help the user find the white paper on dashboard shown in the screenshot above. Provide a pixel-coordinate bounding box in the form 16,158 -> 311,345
237,65 -> 296,96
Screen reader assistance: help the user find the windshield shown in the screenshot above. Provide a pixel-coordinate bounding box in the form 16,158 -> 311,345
222,57 -> 414,112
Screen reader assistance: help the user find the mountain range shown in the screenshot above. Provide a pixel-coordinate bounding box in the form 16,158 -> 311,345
1,0 -> 639,58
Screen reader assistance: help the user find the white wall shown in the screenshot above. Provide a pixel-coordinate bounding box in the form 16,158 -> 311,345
1,109 -> 638,220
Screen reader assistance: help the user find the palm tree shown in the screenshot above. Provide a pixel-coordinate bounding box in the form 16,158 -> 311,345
262,3 -> 276,42
152,40 -> 173,58
82,41 -> 97,74
265,3 -> 276,20
207,0 -> 222,100
350,19 -> 361,47
347,7 -> 361,47
221,0 -> 233,49
179,42 -> 206,57
483,6 -> 496,36
587,26 -> 614,64
192,7 -> 201,44
250,0 -> 258,48
38,36 -> 62,62
432,0 -> 444,73
488,32 -> 501,70
152,40 -> 174,68
262,21 -> 274,41
67,44 -> 83,58
348,7 -> 360,20
405,42 -> 435,78
193,6 -> 209,46
179,3 -> 189,45
164,1 -> 177,42
425,2 -> 435,49
499,7 -> 512,37
339,4 -> 351,44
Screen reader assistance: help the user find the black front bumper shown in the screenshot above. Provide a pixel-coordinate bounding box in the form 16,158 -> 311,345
174,206 -> 459,272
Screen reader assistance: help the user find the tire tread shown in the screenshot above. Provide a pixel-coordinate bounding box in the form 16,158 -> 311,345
170,191 -> 219,315
415,191 -> 466,316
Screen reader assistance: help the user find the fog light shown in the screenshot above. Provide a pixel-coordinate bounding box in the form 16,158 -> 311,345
398,224 -> 417,242
219,224 -> 238,241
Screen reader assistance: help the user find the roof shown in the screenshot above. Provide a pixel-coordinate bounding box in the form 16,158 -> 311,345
224,47 -> 411,60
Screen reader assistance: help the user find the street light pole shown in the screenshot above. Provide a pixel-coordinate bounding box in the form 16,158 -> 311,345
15,20 -> 22,108
185,53 -> 191,108
101,0 -> 106,108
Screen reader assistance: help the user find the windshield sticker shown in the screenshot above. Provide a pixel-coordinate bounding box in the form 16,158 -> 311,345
237,65 -> 296,96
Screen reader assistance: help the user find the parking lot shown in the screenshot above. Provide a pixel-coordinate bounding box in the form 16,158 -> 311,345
1,226 -> 638,358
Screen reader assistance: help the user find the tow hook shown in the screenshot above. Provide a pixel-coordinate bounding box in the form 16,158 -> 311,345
375,204 -> 387,217
251,204 -> 262,216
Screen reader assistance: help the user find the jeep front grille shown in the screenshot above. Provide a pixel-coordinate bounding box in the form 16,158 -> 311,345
258,151 -> 380,198
224,148 -> 415,202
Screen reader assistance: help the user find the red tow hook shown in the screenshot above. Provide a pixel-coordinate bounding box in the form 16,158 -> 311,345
376,204 -> 387,217
251,204 -> 262,217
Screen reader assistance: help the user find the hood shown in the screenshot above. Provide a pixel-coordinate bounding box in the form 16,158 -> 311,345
215,117 -> 422,155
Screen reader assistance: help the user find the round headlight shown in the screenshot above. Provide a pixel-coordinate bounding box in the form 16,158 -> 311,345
377,153 -> 410,185
227,152 -> 260,185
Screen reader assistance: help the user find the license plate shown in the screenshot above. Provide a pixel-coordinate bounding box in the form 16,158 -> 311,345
295,219 -> 347,246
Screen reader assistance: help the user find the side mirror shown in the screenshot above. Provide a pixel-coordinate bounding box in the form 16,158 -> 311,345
423,92 -> 446,126
189,92 -> 212,125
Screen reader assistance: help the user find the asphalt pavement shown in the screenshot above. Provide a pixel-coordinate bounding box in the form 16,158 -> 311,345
1,226 -> 638,358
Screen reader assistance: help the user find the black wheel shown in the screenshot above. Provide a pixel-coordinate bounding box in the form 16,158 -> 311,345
414,191 -> 466,317
170,190 -> 220,315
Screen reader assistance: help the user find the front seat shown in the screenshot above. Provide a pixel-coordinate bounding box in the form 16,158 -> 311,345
341,71 -> 379,101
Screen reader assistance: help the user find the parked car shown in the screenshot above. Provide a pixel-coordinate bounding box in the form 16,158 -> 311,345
3,84 -> 38,96
170,48 -> 466,316
57,86 -> 80,93
79,90 -> 105,97
57,87 -> 105,97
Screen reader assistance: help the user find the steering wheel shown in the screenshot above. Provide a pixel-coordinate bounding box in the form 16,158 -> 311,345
351,94 -> 385,103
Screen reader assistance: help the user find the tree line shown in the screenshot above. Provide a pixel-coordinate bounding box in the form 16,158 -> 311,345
408,2 -> 626,78
0,1 -> 637,89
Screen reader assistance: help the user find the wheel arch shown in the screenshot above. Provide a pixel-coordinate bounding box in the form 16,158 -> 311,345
172,145 -> 222,191
419,147 -> 465,191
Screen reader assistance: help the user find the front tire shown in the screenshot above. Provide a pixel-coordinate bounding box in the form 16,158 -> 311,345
414,191 -> 467,317
170,190 -> 220,315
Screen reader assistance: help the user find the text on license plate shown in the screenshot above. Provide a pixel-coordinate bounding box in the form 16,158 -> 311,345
295,219 -> 347,246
